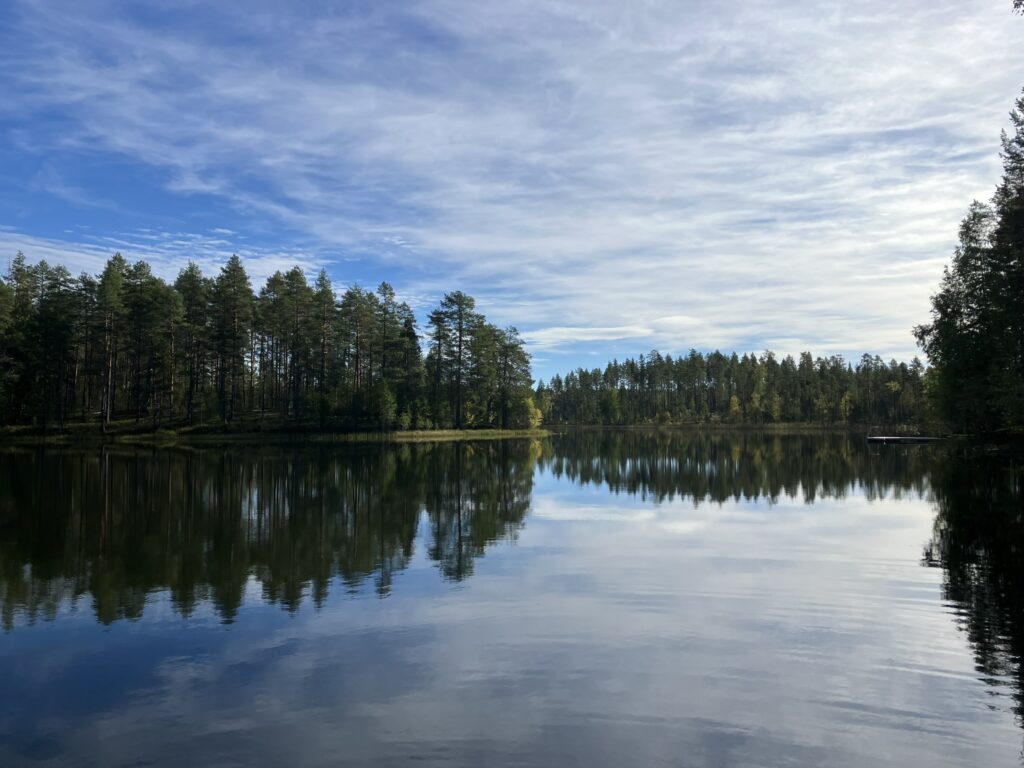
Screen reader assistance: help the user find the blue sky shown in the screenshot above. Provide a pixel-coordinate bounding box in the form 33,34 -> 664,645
1,0 -> 1022,381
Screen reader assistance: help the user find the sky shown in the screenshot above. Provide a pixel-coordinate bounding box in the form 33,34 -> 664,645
1,0 -> 1022,381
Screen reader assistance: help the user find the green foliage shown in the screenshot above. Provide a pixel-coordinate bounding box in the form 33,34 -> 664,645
916,90 -> 1024,432
539,349 -> 926,427
426,293 -> 532,429
398,409 -> 412,431
0,252 -> 530,433
372,380 -> 397,430
728,394 -> 742,422
212,255 -> 254,421
174,262 -> 212,423
509,395 -> 543,429
0,272 -> 15,421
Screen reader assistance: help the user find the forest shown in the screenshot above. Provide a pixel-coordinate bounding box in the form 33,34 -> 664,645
1,85 -> 1022,436
536,350 -> 926,427
914,89 -> 1024,434
0,247 -> 929,433
0,253 -> 538,432
541,87 -> 1024,435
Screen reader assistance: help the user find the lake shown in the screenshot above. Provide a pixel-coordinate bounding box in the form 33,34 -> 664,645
1,431 -> 1022,767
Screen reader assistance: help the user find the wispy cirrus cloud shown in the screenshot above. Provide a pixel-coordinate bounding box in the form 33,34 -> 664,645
0,0 -> 1021,377
0,229 -> 324,287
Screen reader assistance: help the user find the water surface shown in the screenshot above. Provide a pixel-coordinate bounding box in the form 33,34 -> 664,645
0,432 -> 1021,766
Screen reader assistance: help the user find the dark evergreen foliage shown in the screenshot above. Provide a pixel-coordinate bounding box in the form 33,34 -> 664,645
0,255 -> 536,431
537,349 -> 926,426
915,90 -> 1024,433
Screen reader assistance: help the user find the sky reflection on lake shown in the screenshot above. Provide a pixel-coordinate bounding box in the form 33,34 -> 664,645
0,432 -> 1021,767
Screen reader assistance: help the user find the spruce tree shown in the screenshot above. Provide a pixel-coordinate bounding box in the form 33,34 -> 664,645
174,262 -> 211,424
212,255 -> 253,422
916,90 -> 1024,431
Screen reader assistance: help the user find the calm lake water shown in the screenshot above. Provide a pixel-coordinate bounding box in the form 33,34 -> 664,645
1,432 -> 1022,767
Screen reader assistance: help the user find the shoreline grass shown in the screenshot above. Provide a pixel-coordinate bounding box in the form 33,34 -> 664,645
0,424 -> 549,447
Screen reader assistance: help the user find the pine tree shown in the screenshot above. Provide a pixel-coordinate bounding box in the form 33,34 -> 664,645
495,327 -> 532,429
990,92 -> 1024,424
396,309 -> 424,428
916,90 -> 1024,431
1,251 -> 531,433
313,269 -> 337,426
437,291 -> 480,429
212,255 -> 253,422
97,253 -> 127,430
0,267 -> 15,421
174,262 -> 211,424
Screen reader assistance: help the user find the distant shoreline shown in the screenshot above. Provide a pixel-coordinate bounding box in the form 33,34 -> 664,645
0,420 -> 916,448
547,423 -> 908,433
0,424 -> 550,447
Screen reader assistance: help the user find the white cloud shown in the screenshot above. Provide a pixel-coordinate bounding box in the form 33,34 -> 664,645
1,0 -> 1022,372
0,230 -> 323,286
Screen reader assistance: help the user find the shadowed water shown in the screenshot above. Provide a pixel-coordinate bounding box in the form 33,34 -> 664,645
0,432 -> 1021,766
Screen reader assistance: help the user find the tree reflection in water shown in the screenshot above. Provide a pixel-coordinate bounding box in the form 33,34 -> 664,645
543,430 -> 932,505
923,450 -> 1024,725
2,425 -> 1019,705
0,440 -> 538,629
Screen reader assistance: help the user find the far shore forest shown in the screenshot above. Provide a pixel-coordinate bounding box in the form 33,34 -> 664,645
1,91 -> 1023,438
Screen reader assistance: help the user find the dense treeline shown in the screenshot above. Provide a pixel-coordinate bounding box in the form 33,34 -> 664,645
0,253 -> 539,432
915,89 -> 1024,433
537,350 -> 926,427
4,92 -> 1022,438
